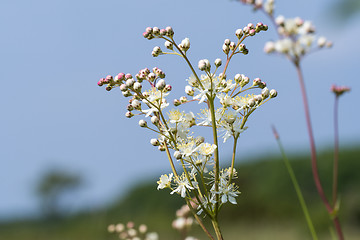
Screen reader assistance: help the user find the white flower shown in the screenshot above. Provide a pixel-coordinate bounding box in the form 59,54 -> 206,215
178,140 -> 197,157
317,36 -> 327,48
275,38 -> 293,53
264,41 -> 275,53
217,93 -> 233,107
157,173 -> 173,190
197,108 -> 221,126
171,176 -> 194,198
196,143 -> 217,156
219,182 -> 239,204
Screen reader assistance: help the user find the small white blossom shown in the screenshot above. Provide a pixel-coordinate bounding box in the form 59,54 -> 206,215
157,173 -> 173,190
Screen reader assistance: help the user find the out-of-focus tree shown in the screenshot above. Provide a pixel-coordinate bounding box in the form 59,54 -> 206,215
36,169 -> 82,219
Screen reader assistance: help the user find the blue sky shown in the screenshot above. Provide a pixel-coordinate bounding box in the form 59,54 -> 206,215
1,0 -> 359,219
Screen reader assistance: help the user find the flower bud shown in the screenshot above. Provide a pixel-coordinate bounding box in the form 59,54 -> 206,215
165,26 -> 174,37
229,41 -> 236,50
248,98 -> 256,107
203,59 -> 211,71
261,87 -> 270,99
152,27 -> 160,36
247,23 -> 254,29
222,44 -> 230,54
198,59 -> 206,71
125,111 -> 134,118
153,46 -> 162,54
270,89 -> 278,98
179,96 -> 187,103
150,138 -> 160,146
224,39 -> 231,46
234,74 -> 242,83
126,78 -> 135,88
249,29 -> 256,36
174,151 -> 182,159
151,116 -> 159,125
125,73 -> 132,80
317,37 -> 326,48
235,29 -> 243,39
179,38 -> 190,51
185,85 -> 194,96
164,84 -> 172,92
160,28 -> 167,36
131,99 -> 141,109
173,99 -> 181,106
122,90 -> 132,97
104,75 -> 113,84
253,78 -> 261,86
275,15 -> 285,26
127,104 -> 134,111
158,145 -> 166,151
214,58 -> 222,67
97,78 -> 105,86
145,27 -> 153,34
254,94 -> 263,102
156,79 -> 166,90
165,41 -> 173,50
148,73 -> 156,82
241,76 -> 249,87
105,85 -> 112,91
139,119 -> 147,127
133,82 -> 142,91
258,81 -> 267,89
264,41 -> 275,53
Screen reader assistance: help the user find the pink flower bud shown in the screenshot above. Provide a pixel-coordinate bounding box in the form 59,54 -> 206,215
97,78 -> 105,86
164,84 -> 172,92
125,73 -> 132,80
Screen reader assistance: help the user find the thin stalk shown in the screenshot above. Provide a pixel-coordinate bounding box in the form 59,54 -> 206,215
272,126 -> 318,240
211,219 -> 224,240
294,62 -> 344,240
227,136 -> 238,186
208,97 -> 220,217
332,96 -> 339,207
164,143 -> 178,178
185,198 -> 215,240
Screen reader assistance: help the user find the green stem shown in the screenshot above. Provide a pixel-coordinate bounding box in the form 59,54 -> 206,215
211,219 -> 224,240
185,198 -> 215,240
227,136 -> 238,186
208,97 -> 220,217
272,126 -> 318,240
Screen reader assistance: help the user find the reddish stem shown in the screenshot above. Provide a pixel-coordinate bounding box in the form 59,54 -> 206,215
333,96 -> 339,207
294,61 -> 344,240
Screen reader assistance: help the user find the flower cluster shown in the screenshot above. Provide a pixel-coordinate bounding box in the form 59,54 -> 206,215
172,204 -> 198,240
241,0 -> 332,61
99,24 -> 276,238
108,222 -> 159,240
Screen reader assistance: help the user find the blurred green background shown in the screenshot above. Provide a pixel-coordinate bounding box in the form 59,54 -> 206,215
1,146 -> 359,240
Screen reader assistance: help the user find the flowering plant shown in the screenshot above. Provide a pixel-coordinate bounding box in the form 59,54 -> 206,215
240,1 -> 351,240
98,23 -> 276,239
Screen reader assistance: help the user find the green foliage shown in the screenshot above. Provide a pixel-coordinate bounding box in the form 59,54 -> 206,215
1,146 -> 360,239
